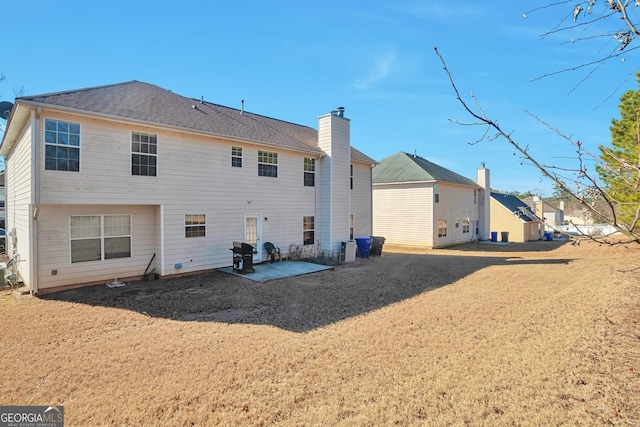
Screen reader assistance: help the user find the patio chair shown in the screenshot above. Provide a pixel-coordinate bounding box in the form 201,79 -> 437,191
264,241 -> 281,263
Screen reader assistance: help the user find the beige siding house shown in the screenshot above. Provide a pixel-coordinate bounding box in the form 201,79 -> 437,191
490,192 -> 544,242
0,81 -> 376,294
372,152 -> 490,249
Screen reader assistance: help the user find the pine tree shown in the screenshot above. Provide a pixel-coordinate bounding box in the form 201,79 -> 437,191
598,74 -> 640,232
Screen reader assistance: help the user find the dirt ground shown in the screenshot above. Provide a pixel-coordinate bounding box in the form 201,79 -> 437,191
0,239 -> 639,426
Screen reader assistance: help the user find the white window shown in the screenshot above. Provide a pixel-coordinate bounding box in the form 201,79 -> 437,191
303,216 -> 315,245
438,219 -> 447,237
232,146 -> 242,167
70,215 -> 131,263
45,118 -> 80,172
131,131 -> 157,176
258,150 -> 278,177
463,217 -> 470,233
474,189 -> 477,205
434,184 -> 440,203
185,214 -> 206,238
304,157 -> 315,186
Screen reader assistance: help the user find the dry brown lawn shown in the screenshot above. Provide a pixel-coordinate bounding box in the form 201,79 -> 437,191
1,240 -> 639,426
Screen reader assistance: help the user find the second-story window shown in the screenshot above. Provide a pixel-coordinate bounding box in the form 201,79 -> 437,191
232,146 -> 242,167
131,131 -> 157,176
304,157 -> 315,186
45,118 -> 80,172
258,150 -> 278,177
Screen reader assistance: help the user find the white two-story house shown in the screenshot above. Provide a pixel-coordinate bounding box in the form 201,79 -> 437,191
372,152 -> 490,249
0,81 -> 376,294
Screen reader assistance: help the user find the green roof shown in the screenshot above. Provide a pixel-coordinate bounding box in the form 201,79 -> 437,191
372,152 -> 479,187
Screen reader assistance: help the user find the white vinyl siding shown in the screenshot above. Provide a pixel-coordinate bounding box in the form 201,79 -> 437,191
373,181 -> 478,249
373,183 -> 433,248
36,205 -> 154,290
317,113 -> 350,256
350,161 -> 373,239
6,119 -> 34,289
16,110 -> 370,284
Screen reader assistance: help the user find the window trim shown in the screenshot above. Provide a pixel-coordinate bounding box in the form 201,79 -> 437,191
258,150 -> 278,177
131,131 -> 158,177
185,214 -> 206,238
69,214 -> 132,263
231,146 -> 243,168
44,118 -> 81,172
463,217 -> 470,233
438,219 -> 447,238
303,216 -> 315,245
304,157 -> 315,186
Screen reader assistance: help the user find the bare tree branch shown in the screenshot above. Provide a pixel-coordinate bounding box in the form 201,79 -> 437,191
434,46 -> 640,243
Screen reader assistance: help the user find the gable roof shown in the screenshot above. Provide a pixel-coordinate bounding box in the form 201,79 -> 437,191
2,80 -> 375,163
491,192 -> 540,223
372,151 -> 479,187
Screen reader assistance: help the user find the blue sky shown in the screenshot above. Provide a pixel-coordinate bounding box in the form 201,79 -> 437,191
1,1 -> 638,195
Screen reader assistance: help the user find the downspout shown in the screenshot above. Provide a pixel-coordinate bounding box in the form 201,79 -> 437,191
369,165 -> 373,236
31,106 -> 41,295
316,153 -> 324,254
160,204 -> 165,276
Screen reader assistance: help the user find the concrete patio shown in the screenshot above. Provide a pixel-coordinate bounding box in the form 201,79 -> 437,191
218,260 -> 334,283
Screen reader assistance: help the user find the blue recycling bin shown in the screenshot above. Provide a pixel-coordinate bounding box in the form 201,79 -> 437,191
545,232 -> 553,241
490,231 -> 498,242
354,237 -> 373,258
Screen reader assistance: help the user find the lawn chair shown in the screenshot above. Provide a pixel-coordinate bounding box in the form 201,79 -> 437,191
264,241 -> 281,263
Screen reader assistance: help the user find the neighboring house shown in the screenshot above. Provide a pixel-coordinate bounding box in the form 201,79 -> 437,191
0,81 -> 376,294
564,208 -> 593,225
524,196 -> 564,230
372,152 -> 490,249
491,192 -> 544,242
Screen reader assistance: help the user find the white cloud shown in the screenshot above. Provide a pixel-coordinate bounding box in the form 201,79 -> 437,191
354,49 -> 398,91
396,2 -> 486,22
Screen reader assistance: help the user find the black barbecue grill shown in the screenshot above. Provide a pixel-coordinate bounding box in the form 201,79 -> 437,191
231,241 -> 256,274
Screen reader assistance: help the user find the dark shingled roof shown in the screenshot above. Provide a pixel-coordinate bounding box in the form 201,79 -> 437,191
491,192 -> 539,222
16,80 -> 375,163
372,151 -> 479,187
